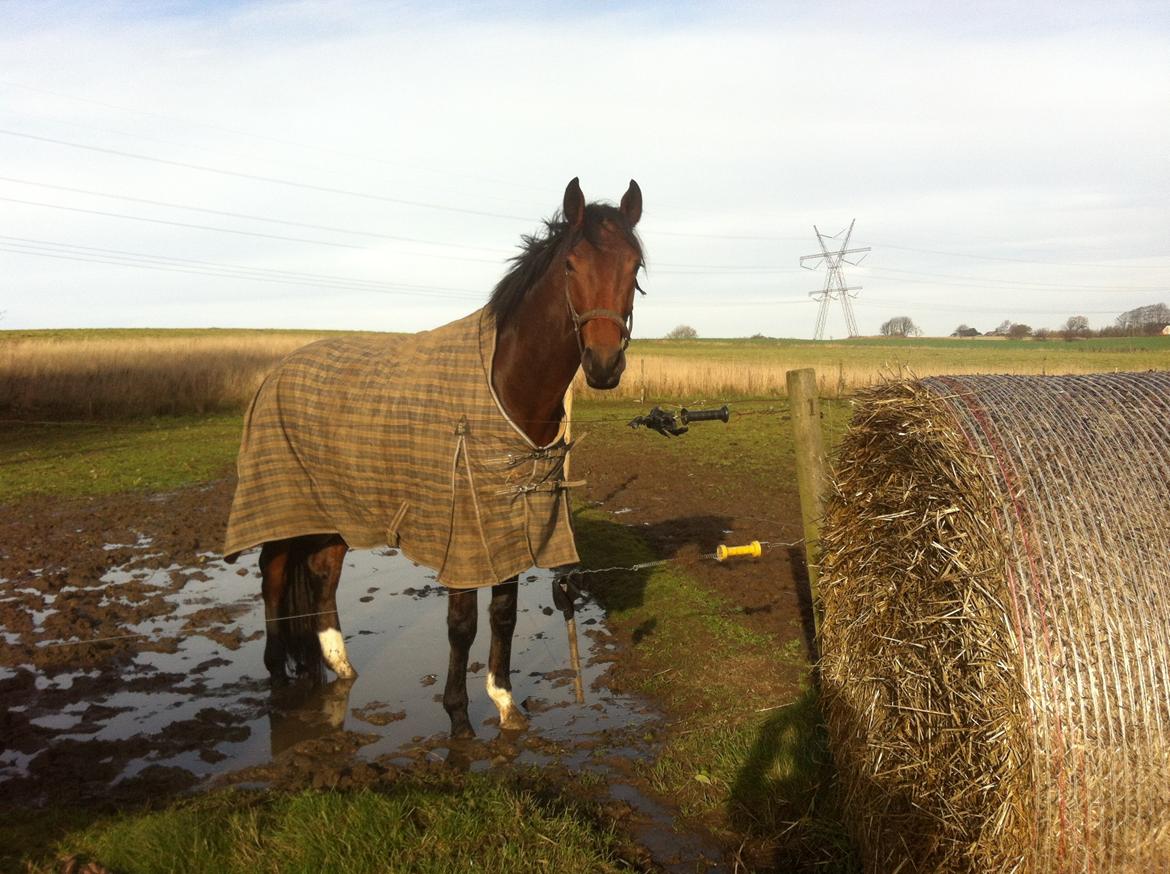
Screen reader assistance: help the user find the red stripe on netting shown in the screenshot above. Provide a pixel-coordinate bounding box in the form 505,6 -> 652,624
934,376 -> 1070,868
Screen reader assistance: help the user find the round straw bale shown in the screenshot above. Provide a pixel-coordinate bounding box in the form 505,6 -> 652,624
819,373 -> 1170,873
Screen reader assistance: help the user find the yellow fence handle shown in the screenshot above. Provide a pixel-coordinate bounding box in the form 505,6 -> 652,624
715,540 -> 762,561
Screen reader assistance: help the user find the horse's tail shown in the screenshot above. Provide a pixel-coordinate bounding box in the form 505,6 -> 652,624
276,547 -> 326,684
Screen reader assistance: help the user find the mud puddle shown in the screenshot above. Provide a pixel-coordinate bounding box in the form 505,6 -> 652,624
2,547 -> 725,868
2,547 -> 657,788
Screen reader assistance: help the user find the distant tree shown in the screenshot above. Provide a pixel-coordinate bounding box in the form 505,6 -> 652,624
951,324 -> 981,338
1034,328 -> 1050,341
1116,303 -> 1170,335
988,319 -> 1013,336
880,316 -> 922,337
1008,323 -> 1033,339
665,324 -> 698,340
1062,315 -> 1090,341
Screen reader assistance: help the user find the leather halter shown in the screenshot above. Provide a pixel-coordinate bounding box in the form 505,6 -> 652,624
564,271 -> 632,357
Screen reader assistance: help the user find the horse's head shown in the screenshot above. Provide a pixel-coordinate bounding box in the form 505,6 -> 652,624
561,178 -> 643,390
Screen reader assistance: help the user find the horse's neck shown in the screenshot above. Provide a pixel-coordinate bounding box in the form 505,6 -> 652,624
491,271 -> 580,447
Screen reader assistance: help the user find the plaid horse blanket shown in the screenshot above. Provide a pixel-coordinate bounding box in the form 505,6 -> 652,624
223,308 -> 580,588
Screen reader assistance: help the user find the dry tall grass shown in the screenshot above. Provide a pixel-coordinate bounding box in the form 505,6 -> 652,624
4,329 -> 1168,420
573,353 -> 1139,402
0,333 -> 330,419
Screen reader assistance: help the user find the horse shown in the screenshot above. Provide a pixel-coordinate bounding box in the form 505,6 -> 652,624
224,178 -> 644,738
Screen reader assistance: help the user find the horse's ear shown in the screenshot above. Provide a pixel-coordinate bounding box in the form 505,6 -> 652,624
620,179 -> 642,227
563,177 -> 585,228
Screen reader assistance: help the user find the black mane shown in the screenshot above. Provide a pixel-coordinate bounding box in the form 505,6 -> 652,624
487,203 -> 644,325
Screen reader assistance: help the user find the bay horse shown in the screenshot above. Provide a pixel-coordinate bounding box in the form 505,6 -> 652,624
239,178 -> 644,738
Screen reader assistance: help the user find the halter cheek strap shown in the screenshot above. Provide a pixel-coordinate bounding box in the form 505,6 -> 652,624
564,273 -> 632,356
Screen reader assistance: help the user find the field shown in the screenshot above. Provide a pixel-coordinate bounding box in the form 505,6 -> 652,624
2,328 -> 1166,872
590,333 -> 1170,400
3,329 -> 1167,420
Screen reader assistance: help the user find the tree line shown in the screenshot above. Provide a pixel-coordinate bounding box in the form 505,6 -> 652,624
881,303 -> 1169,340
663,302 -> 1170,341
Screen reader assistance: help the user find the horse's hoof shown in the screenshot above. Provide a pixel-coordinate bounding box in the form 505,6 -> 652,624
268,670 -> 292,688
450,723 -> 476,740
499,708 -> 529,732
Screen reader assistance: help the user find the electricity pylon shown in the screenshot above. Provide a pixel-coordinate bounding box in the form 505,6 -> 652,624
801,220 -> 870,340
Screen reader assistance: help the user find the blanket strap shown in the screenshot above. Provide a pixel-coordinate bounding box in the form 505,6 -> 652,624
495,479 -> 586,497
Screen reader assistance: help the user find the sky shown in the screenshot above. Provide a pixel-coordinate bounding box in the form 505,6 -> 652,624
1,0 -> 1168,339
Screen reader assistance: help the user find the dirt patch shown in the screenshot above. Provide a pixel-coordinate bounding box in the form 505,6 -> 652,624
574,422 -> 815,664
0,480 -> 236,672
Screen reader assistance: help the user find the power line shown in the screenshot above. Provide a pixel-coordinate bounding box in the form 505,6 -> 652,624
0,235 -> 484,295
871,241 -> 1170,270
854,297 -> 1126,316
0,238 -> 484,299
0,128 -> 532,221
0,177 -> 796,272
0,195 -> 367,249
864,265 -> 1170,293
648,229 -> 808,242
0,176 -> 509,258
863,274 -> 1170,295
3,119 -> 1166,265
5,128 -> 1165,267
0,79 -> 553,196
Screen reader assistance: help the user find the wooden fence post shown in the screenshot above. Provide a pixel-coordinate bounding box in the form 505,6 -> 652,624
786,368 -> 828,649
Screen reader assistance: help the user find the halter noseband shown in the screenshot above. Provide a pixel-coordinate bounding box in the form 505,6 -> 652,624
564,271 -> 633,356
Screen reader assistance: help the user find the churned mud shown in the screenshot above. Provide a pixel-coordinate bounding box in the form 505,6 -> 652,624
1,540 -> 653,788
0,478 -> 729,870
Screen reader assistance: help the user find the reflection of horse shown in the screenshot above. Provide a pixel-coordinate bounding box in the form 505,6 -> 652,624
268,676 -> 355,757
225,179 -> 644,738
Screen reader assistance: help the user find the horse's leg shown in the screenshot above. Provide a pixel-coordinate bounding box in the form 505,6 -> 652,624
488,578 -> 528,731
306,535 -> 356,680
443,588 -> 478,739
259,539 -> 291,680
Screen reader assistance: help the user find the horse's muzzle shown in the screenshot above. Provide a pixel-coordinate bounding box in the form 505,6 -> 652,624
582,346 -> 626,390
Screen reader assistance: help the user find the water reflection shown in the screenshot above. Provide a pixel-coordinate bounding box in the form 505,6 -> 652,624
268,676 -> 355,756
4,548 -> 651,797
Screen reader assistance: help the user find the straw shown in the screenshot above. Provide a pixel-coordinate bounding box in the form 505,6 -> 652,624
819,372 -> 1170,873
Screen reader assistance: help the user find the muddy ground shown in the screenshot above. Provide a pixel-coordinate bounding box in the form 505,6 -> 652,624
0,426 -> 810,870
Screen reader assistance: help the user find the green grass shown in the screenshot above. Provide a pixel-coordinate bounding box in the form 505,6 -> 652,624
575,508 -> 857,870
632,333 -> 1170,375
0,414 -> 242,500
13,776 -> 635,874
573,397 -> 855,495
